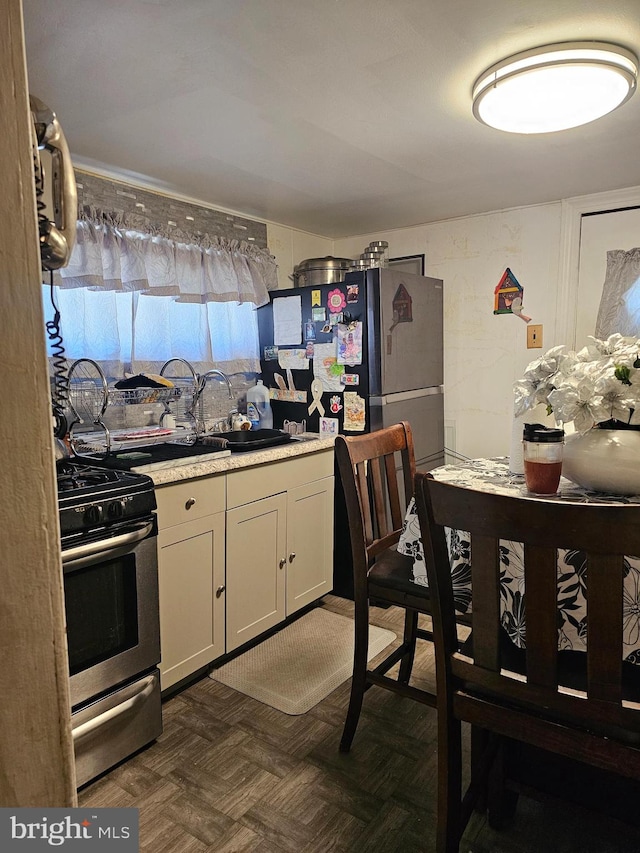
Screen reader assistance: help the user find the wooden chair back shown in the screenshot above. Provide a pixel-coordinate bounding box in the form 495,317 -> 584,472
335,422 -> 416,571
414,472 -> 640,776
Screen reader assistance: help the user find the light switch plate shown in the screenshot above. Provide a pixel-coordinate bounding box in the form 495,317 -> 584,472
527,324 -> 543,348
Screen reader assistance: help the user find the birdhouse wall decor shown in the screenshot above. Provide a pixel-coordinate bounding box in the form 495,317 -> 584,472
493,268 -> 531,322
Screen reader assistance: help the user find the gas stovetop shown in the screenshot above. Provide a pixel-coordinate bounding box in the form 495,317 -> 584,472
57,459 -> 157,539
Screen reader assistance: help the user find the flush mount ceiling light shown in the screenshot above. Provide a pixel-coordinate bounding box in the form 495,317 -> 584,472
472,41 -> 638,134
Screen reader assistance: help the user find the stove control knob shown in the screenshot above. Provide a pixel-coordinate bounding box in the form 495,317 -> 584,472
107,500 -> 126,520
84,504 -> 103,524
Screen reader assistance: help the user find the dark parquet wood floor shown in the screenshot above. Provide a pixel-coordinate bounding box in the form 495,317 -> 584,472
79,595 -> 640,852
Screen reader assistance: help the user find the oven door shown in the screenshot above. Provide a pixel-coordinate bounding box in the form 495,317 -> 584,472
62,517 -> 160,710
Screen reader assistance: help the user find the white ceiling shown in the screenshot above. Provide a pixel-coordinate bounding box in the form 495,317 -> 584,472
22,0 -> 640,238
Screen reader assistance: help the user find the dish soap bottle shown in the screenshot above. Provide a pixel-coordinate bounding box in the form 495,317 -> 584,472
246,380 -> 273,430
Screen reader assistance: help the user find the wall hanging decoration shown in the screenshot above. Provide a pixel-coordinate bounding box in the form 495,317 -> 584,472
494,268 -> 531,322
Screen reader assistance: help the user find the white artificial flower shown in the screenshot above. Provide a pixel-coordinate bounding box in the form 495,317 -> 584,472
547,379 -> 599,434
513,379 -> 538,418
515,335 -> 640,432
592,373 -> 636,424
522,346 -> 568,382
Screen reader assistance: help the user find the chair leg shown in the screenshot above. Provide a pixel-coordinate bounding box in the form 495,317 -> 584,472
340,598 -> 370,753
487,738 -> 519,829
437,712 -> 463,853
470,726 -> 490,813
398,609 -> 419,684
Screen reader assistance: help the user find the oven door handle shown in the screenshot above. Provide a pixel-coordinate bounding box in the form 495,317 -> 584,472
72,673 -> 157,743
62,520 -> 155,567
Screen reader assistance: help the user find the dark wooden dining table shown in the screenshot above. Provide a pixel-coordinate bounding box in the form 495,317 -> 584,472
398,456 -> 640,665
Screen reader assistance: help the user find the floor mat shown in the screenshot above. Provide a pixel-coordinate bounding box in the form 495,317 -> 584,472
210,608 -> 396,715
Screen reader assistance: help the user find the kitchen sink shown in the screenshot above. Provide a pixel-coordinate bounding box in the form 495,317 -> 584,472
204,428 -> 293,452
84,441 -> 232,471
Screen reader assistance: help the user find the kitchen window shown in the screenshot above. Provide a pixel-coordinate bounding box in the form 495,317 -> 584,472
42,286 -> 261,376
43,211 -> 275,376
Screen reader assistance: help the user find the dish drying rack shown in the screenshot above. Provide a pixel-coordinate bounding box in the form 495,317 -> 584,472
67,357 -> 206,457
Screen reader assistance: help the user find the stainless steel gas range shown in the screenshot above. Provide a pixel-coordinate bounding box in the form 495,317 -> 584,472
57,460 -> 162,788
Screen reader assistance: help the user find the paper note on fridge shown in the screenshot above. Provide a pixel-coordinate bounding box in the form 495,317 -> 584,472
273,295 -> 302,345
277,349 -> 309,371
313,342 -> 344,392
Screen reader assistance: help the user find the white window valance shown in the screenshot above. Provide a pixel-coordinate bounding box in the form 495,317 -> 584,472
56,207 -> 276,306
45,208 -> 274,376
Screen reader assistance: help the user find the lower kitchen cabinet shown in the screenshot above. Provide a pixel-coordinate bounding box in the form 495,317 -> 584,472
225,450 -> 334,652
155,477 -> 226,691
225,493 -> 287,651
286,477 -> 335,613
154,446 -> 335,683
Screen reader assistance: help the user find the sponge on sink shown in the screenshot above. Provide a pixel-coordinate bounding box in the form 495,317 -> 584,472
142,372 -> 175,387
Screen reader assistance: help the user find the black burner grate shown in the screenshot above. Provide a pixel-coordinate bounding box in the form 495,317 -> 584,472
57,461 -> 124,492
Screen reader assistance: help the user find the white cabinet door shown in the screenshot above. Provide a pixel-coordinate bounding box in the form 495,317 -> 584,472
157,512 -> 225,691
226,493 -> 287,652
286,476 -> 334,614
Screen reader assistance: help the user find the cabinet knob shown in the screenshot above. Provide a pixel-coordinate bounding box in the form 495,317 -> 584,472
185,497 -> 196,510
289,553 -> 296,563
279,558 -> 286,570
215,585 -> 225,598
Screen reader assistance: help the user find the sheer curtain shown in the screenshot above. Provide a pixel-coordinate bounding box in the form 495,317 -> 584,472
45,208 -> 276,376
595,248 -> 640,337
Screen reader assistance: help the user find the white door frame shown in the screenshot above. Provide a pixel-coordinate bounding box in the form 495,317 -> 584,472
555,185 -> 640,347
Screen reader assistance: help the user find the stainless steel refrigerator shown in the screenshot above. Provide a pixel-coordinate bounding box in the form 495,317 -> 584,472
257,267 -> 444,597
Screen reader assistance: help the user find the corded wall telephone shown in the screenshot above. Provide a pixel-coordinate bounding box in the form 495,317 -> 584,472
30,94 -> 77,271
31,95 -> 78,439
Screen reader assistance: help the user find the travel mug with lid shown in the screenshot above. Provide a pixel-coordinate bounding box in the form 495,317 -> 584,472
522,423 -> 565,495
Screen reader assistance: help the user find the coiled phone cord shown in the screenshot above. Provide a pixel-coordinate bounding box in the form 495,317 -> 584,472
45,269 -> 70,437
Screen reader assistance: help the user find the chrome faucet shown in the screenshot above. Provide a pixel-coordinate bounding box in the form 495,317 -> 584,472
197,368 -> 233,398
197,369 -> 237,432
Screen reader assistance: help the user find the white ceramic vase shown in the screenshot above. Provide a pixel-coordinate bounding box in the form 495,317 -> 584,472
562,427 -> 640,495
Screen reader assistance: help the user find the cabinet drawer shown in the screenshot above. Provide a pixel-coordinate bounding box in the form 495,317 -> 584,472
226,449 -> 334,509
156,476 -> 225,527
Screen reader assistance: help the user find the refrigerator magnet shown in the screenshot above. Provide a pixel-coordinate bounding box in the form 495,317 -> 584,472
264,345 -> 278,360
312,307 -> 326,322
305,321 -> 316,341
329,395 -> 343,414
309,378 -> 325,416
340,373 -> 359,386
347,284 -> 359,303
312,290 -> 322,307
327,288 -> 347,313
305,342 -> 315,358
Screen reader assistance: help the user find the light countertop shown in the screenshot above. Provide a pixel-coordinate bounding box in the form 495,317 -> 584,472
134,434 -> 336,486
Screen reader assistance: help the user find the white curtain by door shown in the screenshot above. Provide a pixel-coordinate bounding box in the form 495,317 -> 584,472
595,247 -> 640,337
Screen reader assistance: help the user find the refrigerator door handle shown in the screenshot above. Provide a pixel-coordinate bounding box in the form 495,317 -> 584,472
370,386 -> 444,406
